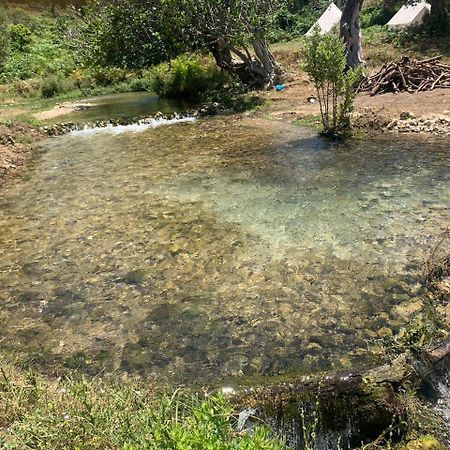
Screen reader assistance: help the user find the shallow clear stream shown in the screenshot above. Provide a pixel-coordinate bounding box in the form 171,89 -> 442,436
0,117 -> 449,385
49,92 -> 195,124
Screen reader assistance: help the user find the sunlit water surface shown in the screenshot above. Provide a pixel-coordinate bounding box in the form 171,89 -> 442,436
0,117 -> 448,385
48,92 -> 196,124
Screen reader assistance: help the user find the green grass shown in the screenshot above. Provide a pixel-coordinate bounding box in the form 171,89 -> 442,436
0,353 -> 285,450
292,114 -> 322,130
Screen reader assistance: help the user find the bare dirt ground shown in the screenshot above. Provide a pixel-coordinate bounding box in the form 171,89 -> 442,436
263,70 -> 450,122
0,122 -> 43,187
33,101 -> 93,121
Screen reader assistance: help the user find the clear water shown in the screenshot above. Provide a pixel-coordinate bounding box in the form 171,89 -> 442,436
0,117 -> 448,385
48,92 -> 196,125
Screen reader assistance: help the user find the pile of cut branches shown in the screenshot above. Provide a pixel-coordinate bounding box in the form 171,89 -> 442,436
358,56 -> 450,96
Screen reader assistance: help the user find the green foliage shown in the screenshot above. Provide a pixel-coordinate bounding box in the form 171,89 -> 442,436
0,9 -> 10,70
269,0 -> 330,41
304,30 -> 363,137
360,1 -> 399,28
0,357 -> 285,450
9,23 -> 33,52
10,78 -> 43,98
76,0 -> 187,70
0,8 -> 75,83
149,55 -> 222,98
41,74 -> 74,98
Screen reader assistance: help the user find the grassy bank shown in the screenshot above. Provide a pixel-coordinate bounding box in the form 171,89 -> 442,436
0,353 -> 284,450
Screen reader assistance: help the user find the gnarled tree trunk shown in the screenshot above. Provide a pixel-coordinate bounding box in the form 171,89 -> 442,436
209,38 -> 283,89
251,34 -> 284,88
340,0 -> 365,68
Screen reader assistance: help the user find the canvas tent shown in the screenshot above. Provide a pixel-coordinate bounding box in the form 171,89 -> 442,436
306,2 -> 342,36
387,1 -> 431,28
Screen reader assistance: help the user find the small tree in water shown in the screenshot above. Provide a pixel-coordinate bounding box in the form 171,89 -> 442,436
304,30 -> 363,138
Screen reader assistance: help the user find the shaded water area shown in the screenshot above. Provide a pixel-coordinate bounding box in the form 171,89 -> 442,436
48,92 -> 196,125
0,117 -> 449,386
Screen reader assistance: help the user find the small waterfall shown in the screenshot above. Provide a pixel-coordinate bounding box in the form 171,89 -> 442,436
41,112 -> 197,137
69,115 -> 196,136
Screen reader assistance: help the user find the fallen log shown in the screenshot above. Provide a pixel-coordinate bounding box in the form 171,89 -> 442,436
422,336 -> 450,367
232,338 -> 450,448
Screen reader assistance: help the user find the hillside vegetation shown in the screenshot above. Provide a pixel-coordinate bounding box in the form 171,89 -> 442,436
0,0 -> 448,106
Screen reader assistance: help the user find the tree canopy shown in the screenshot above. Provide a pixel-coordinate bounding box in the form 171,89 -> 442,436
74,0 -> 286,88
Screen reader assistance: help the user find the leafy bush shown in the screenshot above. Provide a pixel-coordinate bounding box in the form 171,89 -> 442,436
87,67 -> 130,87
9,23 -> 33,52
69,68 -> 150,95
0,40 -> 75,82
0,8 -> 75,83
267,0 -> 330,41
76,0 -> 187,70
149,55 -> 222,98
10,78 -> 43,97
41,74 -> 74,98
304,30 -> 363,137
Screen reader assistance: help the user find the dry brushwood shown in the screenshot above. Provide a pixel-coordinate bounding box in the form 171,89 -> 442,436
424,230 -> 450,284
358,56 -> 450,96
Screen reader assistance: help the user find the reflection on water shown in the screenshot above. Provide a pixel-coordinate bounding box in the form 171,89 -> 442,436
0,117 -> 449,385
48,92 -> 196,125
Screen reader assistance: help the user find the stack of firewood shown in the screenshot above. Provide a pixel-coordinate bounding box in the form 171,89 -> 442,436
358,56 -> 450,96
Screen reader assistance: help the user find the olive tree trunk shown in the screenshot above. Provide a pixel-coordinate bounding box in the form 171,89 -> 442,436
251,35 -> 283,88
209,38 -> 282,89
340,0 -> 365,68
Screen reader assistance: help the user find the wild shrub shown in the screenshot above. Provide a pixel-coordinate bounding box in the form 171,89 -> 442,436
11,78 -> 43,97
41,74 -> 73,98
9,23 -> 33,52
360,2 -> 397,28
88,67 -> 130,87
304,30 -> 363,137
149,55 -> 222,98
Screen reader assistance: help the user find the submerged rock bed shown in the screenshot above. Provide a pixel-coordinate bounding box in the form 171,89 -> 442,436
40,103 -> 226,136
0,118 -> 449,386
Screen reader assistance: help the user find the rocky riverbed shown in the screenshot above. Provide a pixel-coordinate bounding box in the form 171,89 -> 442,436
387,114 -> 450,135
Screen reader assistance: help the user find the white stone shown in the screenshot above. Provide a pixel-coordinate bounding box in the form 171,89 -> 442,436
306,2 -> 342,36
387,1 -> 431,28
221,386 -> 235,395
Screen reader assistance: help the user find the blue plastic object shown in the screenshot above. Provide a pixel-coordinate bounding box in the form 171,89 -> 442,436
275,84 -> 285,92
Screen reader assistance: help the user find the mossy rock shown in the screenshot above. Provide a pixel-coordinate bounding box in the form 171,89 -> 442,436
401,435 -> 446,450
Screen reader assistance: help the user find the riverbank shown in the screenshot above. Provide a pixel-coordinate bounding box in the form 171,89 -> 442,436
259,77 -> 450,135
0,121 -> 43,187
0,355 -> 284,449
1,83 -> 449,189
